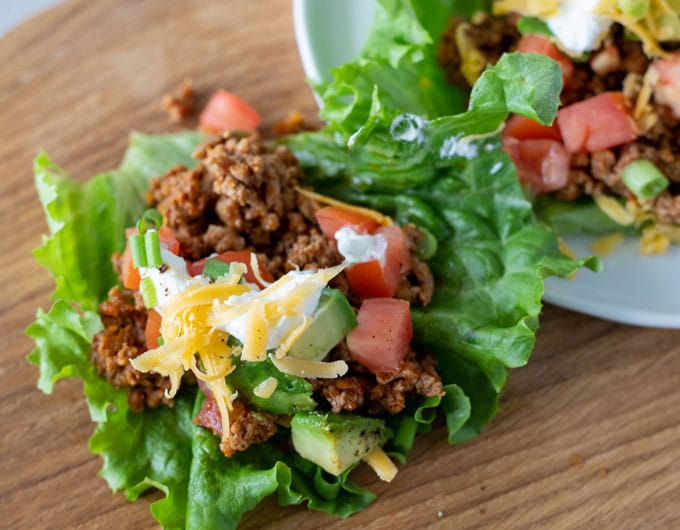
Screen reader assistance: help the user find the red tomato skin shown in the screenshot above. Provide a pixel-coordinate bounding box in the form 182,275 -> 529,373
503,114 -> 562,141
346,298 -> 413,374
121,245 -> 140,290
145,309 -> 162,350
557,92 -> 637,153
188,250 -> 273,286
504,137 -> 570,194
517,34 -> 574,85
345,227 -> 405,298
199,89 -> 261,134
377,225 -> 412,273
314,206 -> 381,241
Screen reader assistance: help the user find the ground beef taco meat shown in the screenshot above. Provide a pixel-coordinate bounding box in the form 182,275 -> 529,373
90,131 -> 442,458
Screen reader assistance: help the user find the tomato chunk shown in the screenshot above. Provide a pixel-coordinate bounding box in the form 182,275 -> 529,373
503,114 -> 562,141
120,244 -> 140,290
377,225 -> 411,273
557,92 -> 637,153
120,226 -> 180,290
346,298 -> 413,374
517,34 -> 574,85
188,250 -> 273,287
504,137 -> 570,194
315,206 -> 381,241
199,89 -> 261,134
145,309 -> 162,350
344,225 -> 410,298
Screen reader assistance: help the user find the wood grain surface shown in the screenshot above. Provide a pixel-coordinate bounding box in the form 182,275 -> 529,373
2,1 -> 679,529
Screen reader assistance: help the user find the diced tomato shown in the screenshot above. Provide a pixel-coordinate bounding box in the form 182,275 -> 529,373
145,309 -> 162,350
187,250 -> 273,286
120,244 -> 141,290
504,137 -> 570,194
503,114 -> 562,141
346,298 -> 413,374
315,206 -> 381,241
199,89 -> 261,134
557,92 -> 637,153
651,52 -> 680,118
158,226 -> 181,254
344,225 -> 410,298
120,226 -> 180,290
517,34 -> 574,85
377,225 -> 411,273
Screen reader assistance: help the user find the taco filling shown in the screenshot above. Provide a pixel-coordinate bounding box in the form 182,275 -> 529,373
90,131 -> 442,474
439,1 -> 680,252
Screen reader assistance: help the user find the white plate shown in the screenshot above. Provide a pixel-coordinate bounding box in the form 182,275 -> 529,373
292,0 -> 680,328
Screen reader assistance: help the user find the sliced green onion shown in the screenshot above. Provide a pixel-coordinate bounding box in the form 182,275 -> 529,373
136,208 -> 163,234
144,230 -> 163,267
621,159 -> 669,200
140,276 -> 157,308
202,258 -> 232,281
415,228 -> 438,260
157,337 -> 165,346
129,234 -> 147,268
617,0 -> 649,20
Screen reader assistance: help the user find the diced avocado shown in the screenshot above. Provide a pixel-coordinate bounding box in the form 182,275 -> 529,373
288,288 -> 357,361
291,411 -> 388,476
226,358 -> 316,415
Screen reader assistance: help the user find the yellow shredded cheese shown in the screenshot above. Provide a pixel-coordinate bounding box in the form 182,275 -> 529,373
558,237 -> 577,260
270,355 -> 348,379
593,195 -> 636,225
641,224 -> 671,254
455,23 -> 487,86
296,187 -> 393,226
132,261 -> 351,445
253,377 -> 278,399
364,447 -> 398,482
597,1 -> 672,57
492,0 -> 559,17
249,253 -> 271,287
591,233 -> 626,256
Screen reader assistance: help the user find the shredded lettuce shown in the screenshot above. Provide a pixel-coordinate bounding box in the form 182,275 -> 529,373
27,0 -> 599,528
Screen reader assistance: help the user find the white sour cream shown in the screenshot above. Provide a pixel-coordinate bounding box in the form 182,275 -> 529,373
334,226 -> 387,265
546,0 -> 613,55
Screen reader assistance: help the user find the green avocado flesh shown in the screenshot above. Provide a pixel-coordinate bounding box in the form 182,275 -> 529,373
291,411 -> 388,476
288,288 -> 357,361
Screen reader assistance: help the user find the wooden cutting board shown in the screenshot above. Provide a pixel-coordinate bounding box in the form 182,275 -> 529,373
2,1 -> 679,528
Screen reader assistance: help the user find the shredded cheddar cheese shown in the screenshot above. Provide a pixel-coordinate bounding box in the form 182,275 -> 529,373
591,233 -> 626,256
270,355 -> 348,379
455,23 -> 487,85
492,0 -> 559,17
296,187 -> 393,226
364,447 -> 398,482
253,377 -> 278,399
132,257 -> 351,447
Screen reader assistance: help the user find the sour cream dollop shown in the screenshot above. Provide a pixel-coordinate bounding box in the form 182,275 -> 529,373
546,0 -> 613,55
334,226 -> 387,265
